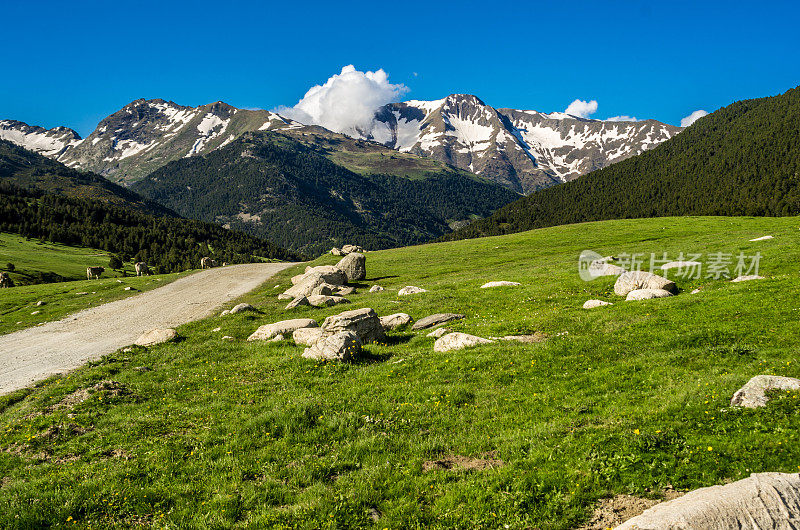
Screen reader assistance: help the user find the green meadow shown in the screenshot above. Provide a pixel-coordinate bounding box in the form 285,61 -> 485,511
1,216 -> 799,528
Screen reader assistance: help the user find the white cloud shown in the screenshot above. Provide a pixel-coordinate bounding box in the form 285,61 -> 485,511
565,99 -> 598,118
606,115 -> 638,122
680,109 -> 708,127
276,65 -> 408,135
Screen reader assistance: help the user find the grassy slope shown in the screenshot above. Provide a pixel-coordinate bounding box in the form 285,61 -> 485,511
1,216 -> 800,528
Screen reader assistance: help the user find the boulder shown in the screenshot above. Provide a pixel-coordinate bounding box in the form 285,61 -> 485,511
311,283 -> 337,296
134,328 -> 177,347
380,313 -> 413,330
303,331 -> 362,361
412,313 -> 464,330
427,328 -> 450,338
730,375 -> 800,408
398,286 -> 427,296
335,252 -> 366,282
625,289 -> 675,301
330,247 -> 344,256
247,318 -> 317,341
285,296 -> 311,309
690,288 -> 702,294
588,260 -> 626,277
321,307 -> 386,344
434,332 -> 494,353
614,271 -> 677,296
480,281 -> 521,288
583,299 -> 613,309
616,472 -> 800,530
341,244 -> 364,254
369,285 -> 384,293
308,295 -> 350,307
291,267 -> 347,287
336,286 -> 357,295
220,309 -> 231,316
293,327 -> 328,346
749,235 -> 774,241
36,301 -> 45,306
281,272 -> 329,299
732,275 -> 765,282
229,303 -> 257,314
278,293 -> 294,301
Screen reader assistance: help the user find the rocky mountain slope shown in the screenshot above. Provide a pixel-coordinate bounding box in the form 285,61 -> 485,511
444,85 -> 800,241
364,95 -> 681,193
1,96 -> 680,192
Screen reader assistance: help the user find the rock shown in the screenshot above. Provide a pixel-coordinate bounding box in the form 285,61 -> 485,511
220,309 -> 231,316
730,375 -> 800,408
749,235 -> 774,241
690,288 -> 702,294
293,327 -> 328,346
427,328 -> 449,338
398,286 -> 427,296
308,295 -> 350,307
615,472 -> 800,530
660,260 -> 702,270
341,244 -> 364,254
335,252 -> 366,282
30,310 -> 40,315
336,286 -> 357,295
281,272 -> 330,299
583,299 -> 613,309
278,293 -> 294,301
480,281 -> 521,288
434,332 -> 494,352
229,303 -> 257,314
303,331 -> 362,361
412,313 -> 465,330
305,265 -> 348,285
625,289 -> 675,301
330,247 -> 344,256
247,318 -> 317,341
222,335 -> 234,341
614,271 -> 677,296
321,307 -> 386,344
134,328 -> 177,347
268,334 -> 284,342
36,301 -> 45,306
731,275 -> 765,282
74,292 -> 88,296
285,296 -> 311,309
587,260 -> 627,277
212,327 -> 221,332
379,313 -> 413,330
369,285 -> 384,293
123,286 -> 135,291
311,283 -> 337,296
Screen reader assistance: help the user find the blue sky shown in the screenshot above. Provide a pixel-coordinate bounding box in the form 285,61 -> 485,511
2,0 -> 799,136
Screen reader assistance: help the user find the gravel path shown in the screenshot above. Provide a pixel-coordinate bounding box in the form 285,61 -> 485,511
0,262 -> 297,395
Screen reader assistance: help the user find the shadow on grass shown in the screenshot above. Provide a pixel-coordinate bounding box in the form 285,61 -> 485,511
350,350 -> 394,365
365,275 -> 399,282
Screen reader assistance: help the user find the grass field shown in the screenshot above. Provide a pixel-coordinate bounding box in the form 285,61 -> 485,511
0,233 -> 136,284
1,216 -> 800,528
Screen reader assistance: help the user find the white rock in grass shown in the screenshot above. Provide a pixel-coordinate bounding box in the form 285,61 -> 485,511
690,288 -> 702,294
731,275 -> 765,282
379,313 -> 413,330
615,271 -> 677,296
426,328 -> 449,338
229,303 -> 257,314
247,318 -> 317,341
321,308 -> 386,344
293,327 -> 328,346
303,331 -> 362,361
369,285 -> 384,293
480,281 -> 521,288
335,252 -> 366,282
730,375 -> 800,408
308,295 -> 350,307
616,472 -> 800,530
433,332 -> 494,352
285,296 -> 311,309
625,289 -> 674,301
583,299 -> 613,309
134,328 -> 177,347
398,286 -> 427,296
749,235 -> 774,241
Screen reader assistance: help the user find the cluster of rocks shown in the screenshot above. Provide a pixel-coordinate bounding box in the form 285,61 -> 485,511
584,266 -> 680,308
330,244 -> 364,256
278,253 -> 366,309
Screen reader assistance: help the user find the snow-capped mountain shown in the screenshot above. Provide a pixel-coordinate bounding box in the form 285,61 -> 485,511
1,95 -> 680,192
364,94 -> 681,193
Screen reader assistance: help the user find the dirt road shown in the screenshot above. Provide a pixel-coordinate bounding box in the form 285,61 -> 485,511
0,262 -> 297,395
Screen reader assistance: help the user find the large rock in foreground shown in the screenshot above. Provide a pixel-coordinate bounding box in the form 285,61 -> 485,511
412,313 -> 465,330
321,308 -> 386,344
303,331 -> 362,361
247,318 -> 317,341
614,271 -> 677,296
335,253 -> 366,282
134,328 -> 176,347
730,375 -> 800,408
615,472 -> 800,529
293,327 -> 328,346
434,332 -> 494,352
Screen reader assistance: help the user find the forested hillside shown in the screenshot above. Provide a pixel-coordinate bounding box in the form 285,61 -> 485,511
133,131 -> 519,255
0,183 -> 300,273
444,86 -> 800,240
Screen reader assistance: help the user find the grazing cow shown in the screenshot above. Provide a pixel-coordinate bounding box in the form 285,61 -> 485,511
87,266 -> 105,280
135,262 -> 151,276
200,257 -> 216,269
0,272 -> 13,288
